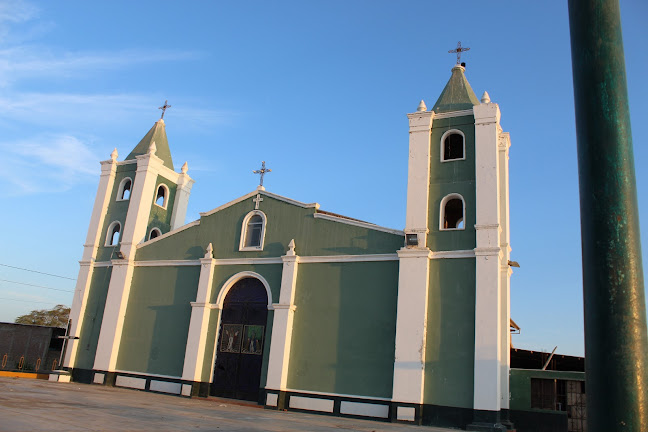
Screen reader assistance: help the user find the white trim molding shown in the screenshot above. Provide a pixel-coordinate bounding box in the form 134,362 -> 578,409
239,210 -> 267,251
154,183 -> 170,209
147,227 -> 162,241
298,253 -> 398,263
439,193 -> 466,231
214,271 -> 273,310
440,129 -> 466,163
136,220 -> 201,248
116,177 -> 133,201
266,246 -> 299,391
433,108 -> 474,119
313,213 -> 403,236
182,250 -> 216,383
104,221 -> 122,246
430,249 -> 475,259
392,247 -> 431,405
200,189 -> 319,218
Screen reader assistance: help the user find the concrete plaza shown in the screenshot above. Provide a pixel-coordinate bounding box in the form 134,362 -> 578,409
0,377 -> 451,432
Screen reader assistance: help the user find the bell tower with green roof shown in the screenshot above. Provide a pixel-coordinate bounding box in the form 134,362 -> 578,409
392,64 -> 512,431
64,116 -> 195,377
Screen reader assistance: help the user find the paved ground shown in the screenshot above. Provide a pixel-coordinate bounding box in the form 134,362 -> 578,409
0,377 -> 451,432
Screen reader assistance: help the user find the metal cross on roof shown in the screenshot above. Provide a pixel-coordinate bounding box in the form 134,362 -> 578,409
158,100 -> 171,119
448,41 -> 470,64
253,161 -> 272,187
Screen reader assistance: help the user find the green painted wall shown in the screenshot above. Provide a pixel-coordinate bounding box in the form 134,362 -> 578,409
146,175 -> 177,238
427,115 -> 476,251
287,261 -> 398,398
96,164 -> 136,262
424,258 -> 476,408
509,368 -> 585,411
136,195 -> 403,262
116,266 -> 199,377
75,267 -> 112,369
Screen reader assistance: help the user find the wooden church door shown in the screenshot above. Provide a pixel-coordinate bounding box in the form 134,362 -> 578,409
211,277 -> 268,402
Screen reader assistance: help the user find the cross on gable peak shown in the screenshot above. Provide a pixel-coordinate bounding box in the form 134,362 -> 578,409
252,161 -> 271,187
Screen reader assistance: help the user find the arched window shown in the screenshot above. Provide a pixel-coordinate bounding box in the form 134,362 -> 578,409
105,221 -> 122,246
117,177 -> 132,201
239,211 -> 267,251
148,228 -> 162,241
441,130 -> 465,161
440,194 -> 465,230
155,184 -> 169,208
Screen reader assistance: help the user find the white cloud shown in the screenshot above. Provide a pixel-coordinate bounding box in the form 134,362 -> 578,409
0,46 -> 202,87
0,0 -> 38,43
0,134 -> 100,195
0,92 -> 238,131
0,0 -> 37,24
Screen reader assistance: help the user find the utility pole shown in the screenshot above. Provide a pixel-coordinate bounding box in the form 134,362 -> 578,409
568,1 -> 648,430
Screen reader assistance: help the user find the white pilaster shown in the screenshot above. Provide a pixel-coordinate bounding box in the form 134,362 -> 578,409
266,239 -> 299,391
170,164 -> 195,230
182,244 -> 216,382
392,248 -> 431,404
498,132 -> 512,409
93,258 -> 135,371
405,108 -> 434,247
65,157 -> 117,368
120,153 -> 163,259
473,101 -> 503,412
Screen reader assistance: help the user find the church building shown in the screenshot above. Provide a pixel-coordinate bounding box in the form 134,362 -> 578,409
63,63 -> 514,431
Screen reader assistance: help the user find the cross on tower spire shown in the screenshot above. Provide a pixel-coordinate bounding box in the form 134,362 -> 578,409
253,161 -> 272,187
158,100 -> 171,119
448,41 -> 470,65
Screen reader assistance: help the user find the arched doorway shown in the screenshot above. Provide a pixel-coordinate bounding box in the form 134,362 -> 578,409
211,277 -> 268,402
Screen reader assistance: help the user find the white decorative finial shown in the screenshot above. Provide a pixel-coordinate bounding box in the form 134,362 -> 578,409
110,148 -> 118,161
204,243 -> 213,259
481,91 -> 491,104
287,239 -> 296,256
148,141 -> 157,155
417,100 -> 427,112
181,161 -> 188,174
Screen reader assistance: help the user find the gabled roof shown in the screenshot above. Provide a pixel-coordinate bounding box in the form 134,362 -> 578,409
432,65 -> 480,113
125,119 -> 174,170
199,188 -> 403,235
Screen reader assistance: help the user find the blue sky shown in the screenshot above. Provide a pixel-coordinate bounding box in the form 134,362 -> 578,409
0,0 -> 646,357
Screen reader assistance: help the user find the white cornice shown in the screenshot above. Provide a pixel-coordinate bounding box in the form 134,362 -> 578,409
313,213 -> 404,236
97,253 -> 404,268
200,190 -> 320,218
430,249 -> 475,259
135,260 -> 201,267
433,108 -> 474,119
298,254 -> 398,263
115,159 -> 137,166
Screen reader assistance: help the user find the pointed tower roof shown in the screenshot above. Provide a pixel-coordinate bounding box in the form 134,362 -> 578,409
432,65 -> 480,113
125,119 -> 174,170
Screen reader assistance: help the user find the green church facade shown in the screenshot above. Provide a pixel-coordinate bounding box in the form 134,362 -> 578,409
63,65 -> 514,431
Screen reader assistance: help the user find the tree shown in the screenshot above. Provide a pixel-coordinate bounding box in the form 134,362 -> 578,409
15,304 -> 70,327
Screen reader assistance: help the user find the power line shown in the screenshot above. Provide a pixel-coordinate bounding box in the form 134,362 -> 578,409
0,278 -> 74,293
0,263 -> 76,281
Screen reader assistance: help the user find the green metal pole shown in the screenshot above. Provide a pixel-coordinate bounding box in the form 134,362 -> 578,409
568,1 -> 648,430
